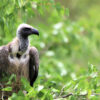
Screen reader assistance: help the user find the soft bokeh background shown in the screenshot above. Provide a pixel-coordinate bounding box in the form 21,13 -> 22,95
0,0 -> 100,99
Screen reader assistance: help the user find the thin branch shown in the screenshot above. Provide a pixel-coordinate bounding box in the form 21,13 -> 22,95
54,85 -> 73,99
59,85 -> 66,97
62,93 -> 73,98
0,83 -> 4,100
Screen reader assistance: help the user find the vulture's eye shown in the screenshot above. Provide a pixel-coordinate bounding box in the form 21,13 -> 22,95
23,28 -> 30,31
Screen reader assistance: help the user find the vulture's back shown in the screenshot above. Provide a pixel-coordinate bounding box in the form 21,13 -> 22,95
0,46 -> 9,73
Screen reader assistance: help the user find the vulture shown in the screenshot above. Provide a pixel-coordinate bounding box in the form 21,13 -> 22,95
0,24 -> 39,90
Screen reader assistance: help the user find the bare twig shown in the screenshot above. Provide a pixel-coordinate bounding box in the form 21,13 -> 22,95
54,93 -> 73,99
0,83 -> 4,100
59,85 -> 66,97
62,93 -> 73,98
54,85 -> 73,99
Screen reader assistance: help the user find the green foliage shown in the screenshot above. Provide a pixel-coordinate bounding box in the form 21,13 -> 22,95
0,0 -> 100,100
2,86 -> 12,92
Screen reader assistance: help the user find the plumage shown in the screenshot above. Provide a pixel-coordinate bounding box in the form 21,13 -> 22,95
29,47 -> 39,86
0,24 -> 39,89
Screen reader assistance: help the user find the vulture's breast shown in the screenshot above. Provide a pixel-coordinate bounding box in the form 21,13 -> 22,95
8,50 -> 30,80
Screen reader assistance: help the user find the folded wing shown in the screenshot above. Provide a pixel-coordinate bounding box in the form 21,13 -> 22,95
29,47 -> 39,86
0,46 -> 9,77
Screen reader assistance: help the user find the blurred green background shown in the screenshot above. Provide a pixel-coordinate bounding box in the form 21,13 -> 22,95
0,0 -> 100,99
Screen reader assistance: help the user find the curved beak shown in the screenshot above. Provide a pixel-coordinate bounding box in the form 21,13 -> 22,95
32,28 -> 39,36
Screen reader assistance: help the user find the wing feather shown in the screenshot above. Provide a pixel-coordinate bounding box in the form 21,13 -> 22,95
29,47 -> 39,86
0,46 -> 9,77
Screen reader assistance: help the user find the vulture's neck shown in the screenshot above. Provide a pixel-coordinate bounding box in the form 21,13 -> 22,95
10,36 -> 29,55
18,36 -> 29,53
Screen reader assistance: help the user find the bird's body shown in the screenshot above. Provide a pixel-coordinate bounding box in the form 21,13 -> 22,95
0,24 -> 39,95
2,38 -> 30,82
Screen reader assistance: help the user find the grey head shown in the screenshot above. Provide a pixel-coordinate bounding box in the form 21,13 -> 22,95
17,23 -> 39,38
16,23 -> 39,54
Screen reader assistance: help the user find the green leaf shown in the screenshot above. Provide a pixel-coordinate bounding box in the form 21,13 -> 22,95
2,86 -> 12,91
21,77 -> 31,91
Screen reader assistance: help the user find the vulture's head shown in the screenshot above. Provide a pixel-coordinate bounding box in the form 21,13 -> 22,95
17,23 -> 39,38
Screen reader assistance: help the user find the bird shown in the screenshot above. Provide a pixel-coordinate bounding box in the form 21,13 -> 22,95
0,23 -> 39,90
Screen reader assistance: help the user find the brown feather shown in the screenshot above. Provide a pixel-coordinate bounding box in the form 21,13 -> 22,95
29,47 -> 39,86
